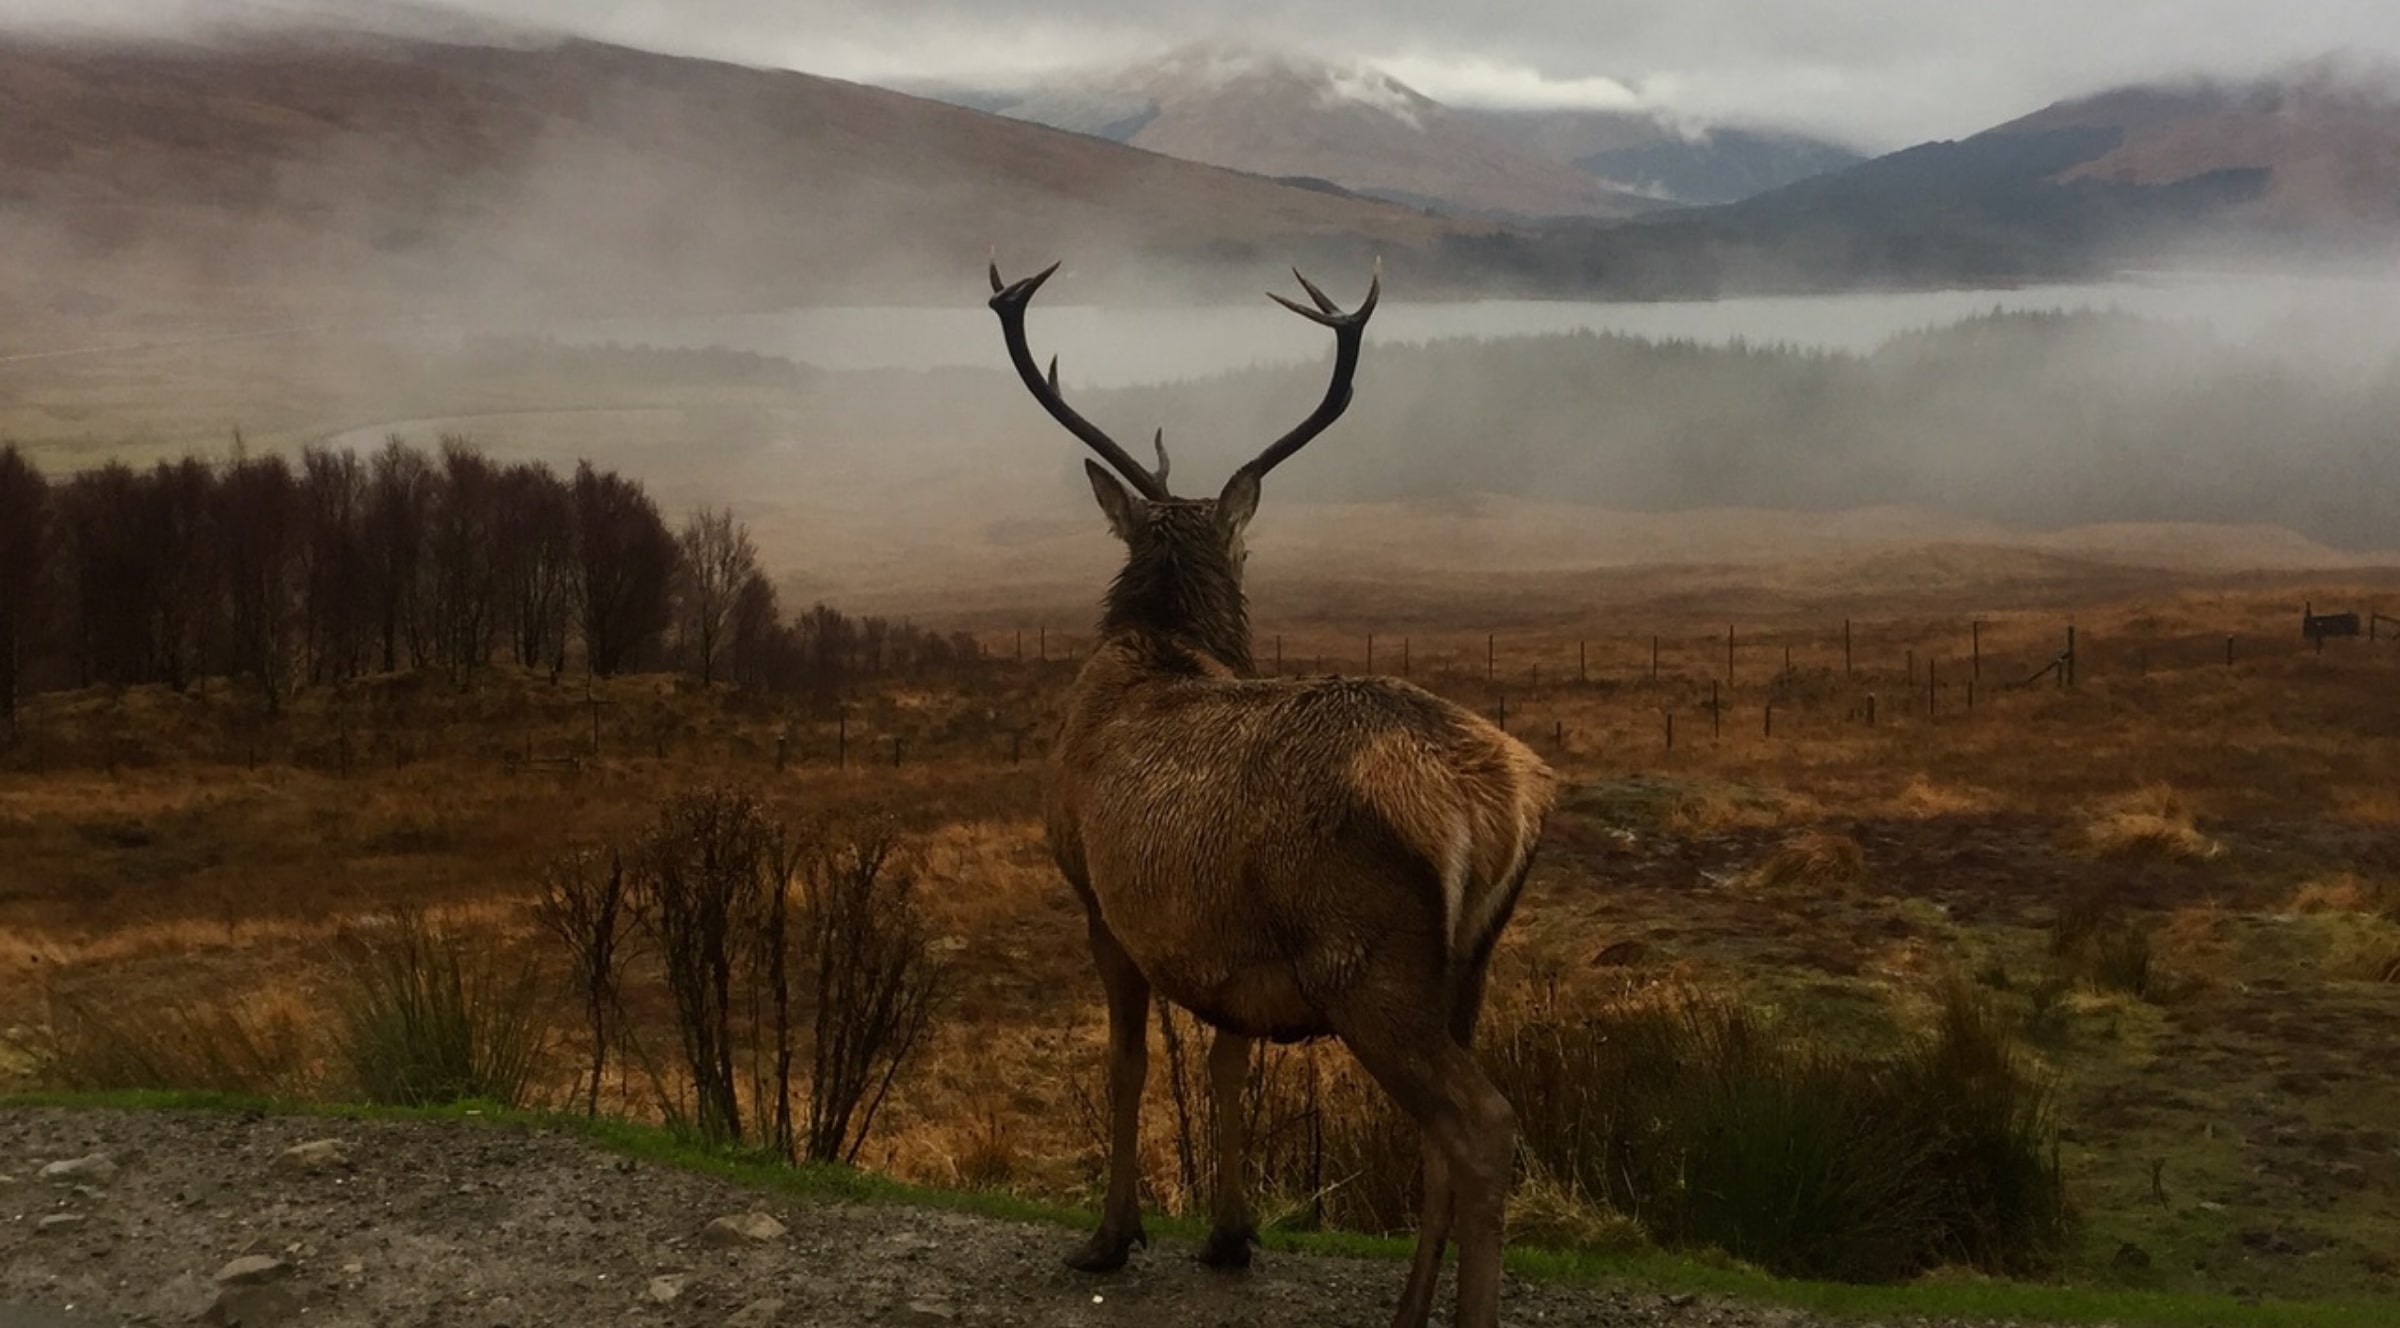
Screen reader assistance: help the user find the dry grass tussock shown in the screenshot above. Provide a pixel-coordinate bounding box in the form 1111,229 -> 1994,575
2287,872 -> 2400,919
17,984 -> 320,1097
1661,784 -> 1809,834
1888,773 -> 2002,819
2078,784 -> 2222,862
1746,830 -> 1868,893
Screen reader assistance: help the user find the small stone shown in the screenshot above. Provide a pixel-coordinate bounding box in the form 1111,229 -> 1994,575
2112,1242 -> 2152,1270
274,1139 -> 350,1174
215,1255 -> 293,1286
646,1274 -> 688,1305
702,1212 -> 787,1245
204,1283 -> 301,1326
36,1213 -> 87,1234
903,1296 -> 958,1321
724,1298 -> 785,1328
38,1153 -> 117,1185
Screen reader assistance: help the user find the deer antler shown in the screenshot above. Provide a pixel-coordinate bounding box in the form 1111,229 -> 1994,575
989,259 -> 1173,500
1241,260 -> 1381,480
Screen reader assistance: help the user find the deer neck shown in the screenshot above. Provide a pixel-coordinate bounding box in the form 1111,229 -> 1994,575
1096,545 -> 1255,678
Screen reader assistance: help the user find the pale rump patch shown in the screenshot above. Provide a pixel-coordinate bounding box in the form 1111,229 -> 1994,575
1441,810 -> 1475,951
1349,726 -> 1559,962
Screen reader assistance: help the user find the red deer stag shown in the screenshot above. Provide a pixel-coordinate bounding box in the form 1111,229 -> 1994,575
989,258 -> 1557,1328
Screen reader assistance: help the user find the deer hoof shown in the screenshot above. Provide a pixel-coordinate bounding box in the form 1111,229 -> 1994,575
1196,1224 -> 1257,1271
1065,1224 -> 1146,1273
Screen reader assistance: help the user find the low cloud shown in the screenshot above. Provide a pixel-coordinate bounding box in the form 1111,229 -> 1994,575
1366,54 -> 1643,112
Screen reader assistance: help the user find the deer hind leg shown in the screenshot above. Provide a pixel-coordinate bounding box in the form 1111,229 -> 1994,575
1198,1028 -> 1258,1269
1388,953 -> 1500,1326
1390,1136 -> 1453,1328
1067,916 -> 1152,1273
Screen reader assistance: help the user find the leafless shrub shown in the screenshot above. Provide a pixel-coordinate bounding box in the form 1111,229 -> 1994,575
633,787 -> 785,1144
590,790 -> 946,1163
798,818 -> 949,1165
533,847 -> 635,1117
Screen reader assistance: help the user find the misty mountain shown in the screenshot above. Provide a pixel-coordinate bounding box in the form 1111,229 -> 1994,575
944,44 -> 1667,221
1440,65 -> 2400,297
1710,65 -> 2400,245
1453,109 -> 1866,206
1996,64 -> 2400,233
0,27 -> 1475,342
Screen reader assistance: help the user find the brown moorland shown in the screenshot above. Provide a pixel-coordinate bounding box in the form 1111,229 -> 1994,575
5,569 -> 2400,1301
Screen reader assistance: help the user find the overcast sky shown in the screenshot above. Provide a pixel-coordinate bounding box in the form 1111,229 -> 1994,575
17,0 -> 2400,146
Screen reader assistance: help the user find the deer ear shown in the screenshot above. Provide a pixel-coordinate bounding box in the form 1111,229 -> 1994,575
1216,466 -> 1260,537
1086,460 -> 1145,542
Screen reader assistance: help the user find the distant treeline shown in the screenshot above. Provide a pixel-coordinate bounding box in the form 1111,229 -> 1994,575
1096,308 -> 2400,549
0,438 -> 978,726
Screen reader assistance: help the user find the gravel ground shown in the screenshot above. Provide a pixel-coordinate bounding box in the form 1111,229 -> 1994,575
0,1108 -> 2025,1328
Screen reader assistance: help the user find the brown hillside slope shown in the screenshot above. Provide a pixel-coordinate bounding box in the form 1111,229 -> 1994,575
1998,74 -> 2400,227
0,30 -> 1471,342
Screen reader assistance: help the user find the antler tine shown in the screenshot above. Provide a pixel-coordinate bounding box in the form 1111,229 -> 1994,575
1151,428 -> 1170,486
987,258 -> 1173,500
1292,267 -> 1341,314
1242,263 -> 1383,481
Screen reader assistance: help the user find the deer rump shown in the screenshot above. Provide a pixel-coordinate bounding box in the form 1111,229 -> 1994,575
1054,671 -> 1556,1045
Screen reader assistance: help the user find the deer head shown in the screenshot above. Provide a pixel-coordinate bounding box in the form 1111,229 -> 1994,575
987,258 -> 1379,594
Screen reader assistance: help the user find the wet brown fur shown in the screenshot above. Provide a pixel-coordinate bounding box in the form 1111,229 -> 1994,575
1048,473 -> 1557,1328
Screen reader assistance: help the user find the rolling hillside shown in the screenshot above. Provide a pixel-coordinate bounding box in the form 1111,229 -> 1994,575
0,28 -> 1474,345
2002,67 -> 2400,231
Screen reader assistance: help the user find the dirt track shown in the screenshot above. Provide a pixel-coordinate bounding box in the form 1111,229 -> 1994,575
0,1108 -> 2044,1328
